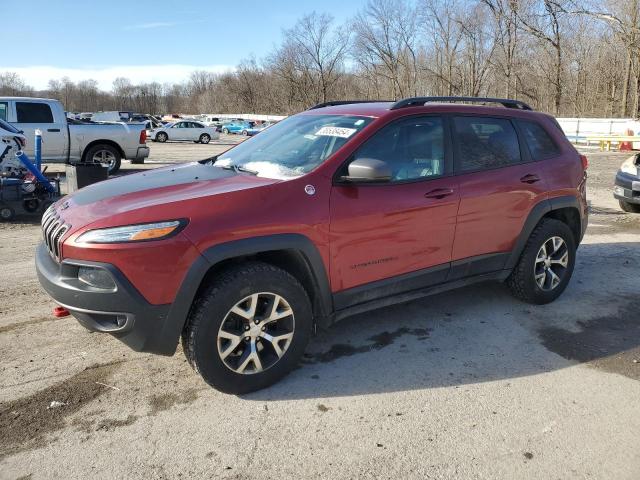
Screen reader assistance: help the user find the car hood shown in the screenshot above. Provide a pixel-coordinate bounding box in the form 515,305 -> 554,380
57,162 -> 280,231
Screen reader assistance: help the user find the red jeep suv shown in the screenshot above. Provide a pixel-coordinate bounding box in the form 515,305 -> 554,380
36,97 -> 588,393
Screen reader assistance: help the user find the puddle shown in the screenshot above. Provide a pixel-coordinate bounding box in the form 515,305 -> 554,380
538,298 -> 640,380
311,327 -> 431,363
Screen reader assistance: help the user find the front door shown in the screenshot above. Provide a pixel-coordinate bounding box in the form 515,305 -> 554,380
329,116 -> 459,307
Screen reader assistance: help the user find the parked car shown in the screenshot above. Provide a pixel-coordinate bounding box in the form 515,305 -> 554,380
0,97 -> 148,174
242,122 -> 273,136
91,111 -> 136,123
221,121 -> 254,135
149,120 -> 220,143
614,153 -> 640,212
35,96 -> 588,394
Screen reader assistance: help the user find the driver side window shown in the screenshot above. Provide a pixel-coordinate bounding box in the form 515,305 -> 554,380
352,116 -> 445,182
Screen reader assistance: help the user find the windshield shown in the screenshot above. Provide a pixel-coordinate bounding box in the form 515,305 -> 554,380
215,114 -> 372,179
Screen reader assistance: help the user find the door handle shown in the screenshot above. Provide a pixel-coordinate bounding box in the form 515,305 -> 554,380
47,128 -> 60,132
424,188 -> 454,199
520,174 -> 540,184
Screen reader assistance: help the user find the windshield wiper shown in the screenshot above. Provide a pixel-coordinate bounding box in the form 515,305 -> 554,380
219,164 -> 259,175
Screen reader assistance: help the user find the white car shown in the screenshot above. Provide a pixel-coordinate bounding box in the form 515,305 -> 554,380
150,121 -> 220,144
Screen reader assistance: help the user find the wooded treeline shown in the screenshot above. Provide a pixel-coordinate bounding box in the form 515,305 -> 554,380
1,0 -> 638,117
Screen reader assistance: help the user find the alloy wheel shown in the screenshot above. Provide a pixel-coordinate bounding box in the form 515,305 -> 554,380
217,292 -> 295,375
534,236 -> 569,291
91,150 -> 116,170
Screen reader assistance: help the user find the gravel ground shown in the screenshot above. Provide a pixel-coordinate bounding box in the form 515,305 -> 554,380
0,143 -> 639,480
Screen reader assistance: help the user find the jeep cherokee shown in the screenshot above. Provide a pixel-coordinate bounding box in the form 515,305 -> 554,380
36,96 -> 588,393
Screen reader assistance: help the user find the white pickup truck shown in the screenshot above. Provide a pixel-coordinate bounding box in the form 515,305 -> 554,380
0,97 -> 149,174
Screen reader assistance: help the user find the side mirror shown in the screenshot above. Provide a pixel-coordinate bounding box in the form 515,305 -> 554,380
342,158 -> 392,183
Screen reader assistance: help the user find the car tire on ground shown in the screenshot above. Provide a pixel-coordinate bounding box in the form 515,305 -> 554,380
182,262 -> 312,394
199,134 -> 211,144
156,132 -> 168,143
0,205 -> 15,221
619,199 -> 640,213
241,130 -> 248,136
222,128 -> 229,135
507,218 -> 576,305
82,143 -> 121,175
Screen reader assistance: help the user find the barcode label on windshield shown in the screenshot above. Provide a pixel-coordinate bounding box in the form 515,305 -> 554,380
315,126 -> 357,138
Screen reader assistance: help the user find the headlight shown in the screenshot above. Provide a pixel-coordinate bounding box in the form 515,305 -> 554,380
76,220 -> 185,244
620,156 -> 639,176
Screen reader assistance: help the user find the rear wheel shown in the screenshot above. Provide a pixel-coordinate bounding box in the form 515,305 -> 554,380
82,144 -> 121,175
199,133 -> 211,144
156,132 -> 168,143
182,262 -> 312,394
507,218 -> 576,305
619,199 -> 640,213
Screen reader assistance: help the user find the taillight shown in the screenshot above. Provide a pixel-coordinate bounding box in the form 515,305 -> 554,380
580,154 -> 588,170
139,129 -> 147,144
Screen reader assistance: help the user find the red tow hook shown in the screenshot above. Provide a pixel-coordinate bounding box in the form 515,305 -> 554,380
53,306 -> 70,318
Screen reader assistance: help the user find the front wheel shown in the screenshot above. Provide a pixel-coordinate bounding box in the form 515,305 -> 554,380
222,128 -> 229,135
199,133 -> 211,144
182,262 -> 312,394
507,218 -> 576,305
619,199 -> 640,213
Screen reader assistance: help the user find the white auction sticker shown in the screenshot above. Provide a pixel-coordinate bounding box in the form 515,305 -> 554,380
315,126 -> 357,138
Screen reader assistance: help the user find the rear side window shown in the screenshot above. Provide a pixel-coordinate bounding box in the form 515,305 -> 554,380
0,102 -> 7,121
16,102 -> 54,123
518,120 -> 560,158
453,116 -> 521,172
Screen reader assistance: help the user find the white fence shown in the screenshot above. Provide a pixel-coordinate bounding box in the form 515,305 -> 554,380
557,118 -> 640,148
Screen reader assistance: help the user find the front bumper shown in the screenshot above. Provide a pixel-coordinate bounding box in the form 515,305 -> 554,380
614,170 -> 640,204
35,242 -> 177,355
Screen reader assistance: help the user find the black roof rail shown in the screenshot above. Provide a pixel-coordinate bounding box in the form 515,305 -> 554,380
390,96 -> 533,111
308,100 -> 393,110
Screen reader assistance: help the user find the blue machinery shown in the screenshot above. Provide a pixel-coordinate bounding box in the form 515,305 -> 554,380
0,130 -> 60,220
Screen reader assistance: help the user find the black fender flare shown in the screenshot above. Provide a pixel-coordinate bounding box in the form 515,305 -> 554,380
158,234 -> 333,355
504,195 -> 582,270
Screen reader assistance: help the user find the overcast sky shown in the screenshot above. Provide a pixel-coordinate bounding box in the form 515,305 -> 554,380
3,0 -> 364,90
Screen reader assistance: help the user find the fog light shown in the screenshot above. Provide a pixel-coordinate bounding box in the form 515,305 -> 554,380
77,266 -> 116,290
614,185 -> 625,196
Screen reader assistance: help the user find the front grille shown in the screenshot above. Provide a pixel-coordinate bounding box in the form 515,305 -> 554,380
41,206 -> 70,262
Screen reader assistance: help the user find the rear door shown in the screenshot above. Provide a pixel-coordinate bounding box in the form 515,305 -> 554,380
12,101 -> 67,161
330,115 -> 459,306
449,115 -> 547,278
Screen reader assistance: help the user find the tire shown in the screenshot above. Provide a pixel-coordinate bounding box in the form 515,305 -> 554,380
199,134 -> 211,144
0,205 -> 15,222
222,128 -> 229,135
619,199 -> 640,213
156,132 -> 168,143
82,144 -> 121,175
182,262 -> 312,394
507,218 -> 576,305
241,130 -> 248,136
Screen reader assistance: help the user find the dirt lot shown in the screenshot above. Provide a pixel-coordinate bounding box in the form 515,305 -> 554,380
1,142 -> 639,479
